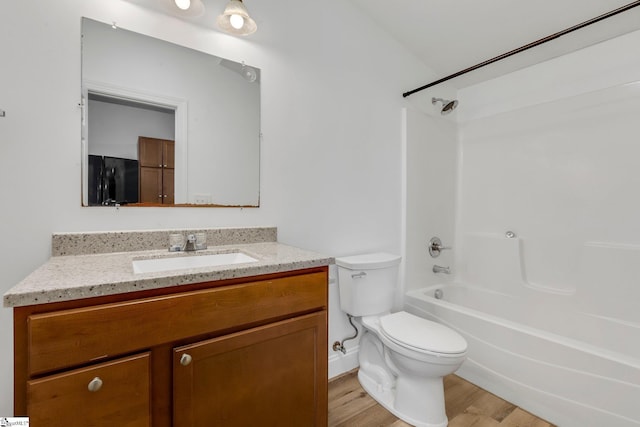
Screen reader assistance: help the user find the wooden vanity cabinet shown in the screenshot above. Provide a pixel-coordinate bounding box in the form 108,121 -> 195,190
14,267 -> 328,427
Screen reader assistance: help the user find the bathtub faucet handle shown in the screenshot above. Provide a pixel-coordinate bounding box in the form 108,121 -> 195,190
428,237 -> 452,258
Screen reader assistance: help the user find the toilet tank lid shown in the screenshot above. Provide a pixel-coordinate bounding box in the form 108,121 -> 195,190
335,252 -> 401,270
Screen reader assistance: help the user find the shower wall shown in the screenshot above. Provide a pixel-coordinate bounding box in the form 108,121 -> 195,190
455,28 -> 640,323
402,108 -> 457,294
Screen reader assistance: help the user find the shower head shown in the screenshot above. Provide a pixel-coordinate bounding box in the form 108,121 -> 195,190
432,97 -> 458,115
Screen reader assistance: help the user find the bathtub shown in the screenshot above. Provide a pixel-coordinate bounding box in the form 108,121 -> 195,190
405,284 -> 640,427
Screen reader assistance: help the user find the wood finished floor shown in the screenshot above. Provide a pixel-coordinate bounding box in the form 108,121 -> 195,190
328,370 -> 556,427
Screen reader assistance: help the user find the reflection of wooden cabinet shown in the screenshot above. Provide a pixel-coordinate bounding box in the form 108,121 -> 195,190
14,268 -> 328,427
138,137 -> 175,204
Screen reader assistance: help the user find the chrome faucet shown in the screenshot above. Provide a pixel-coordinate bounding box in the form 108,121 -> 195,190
432,265 -> 451,274
183,234 -> 197,252
168,233 -> 206,252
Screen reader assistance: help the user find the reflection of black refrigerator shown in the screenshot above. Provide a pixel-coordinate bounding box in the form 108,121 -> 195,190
88,155 -> 139,205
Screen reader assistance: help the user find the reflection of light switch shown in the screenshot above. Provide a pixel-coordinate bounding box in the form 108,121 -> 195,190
0,109 -> 5,117
193,194 -> 211,204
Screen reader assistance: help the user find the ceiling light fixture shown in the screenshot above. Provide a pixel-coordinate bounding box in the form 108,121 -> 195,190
216,0 -> 257,36
174,0 -> 191,10
164,0 -> 205,17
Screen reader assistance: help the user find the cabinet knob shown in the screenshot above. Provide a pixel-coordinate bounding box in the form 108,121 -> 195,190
87,377 -> 103,392
180,353 -> 193,366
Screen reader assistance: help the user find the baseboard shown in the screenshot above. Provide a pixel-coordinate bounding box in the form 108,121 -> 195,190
328,345 -> 359,379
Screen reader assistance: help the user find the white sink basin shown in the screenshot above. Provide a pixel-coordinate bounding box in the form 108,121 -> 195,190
132,252 -> 258,274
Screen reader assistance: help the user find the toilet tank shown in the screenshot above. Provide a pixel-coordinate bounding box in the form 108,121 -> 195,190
335,252 -> 401,317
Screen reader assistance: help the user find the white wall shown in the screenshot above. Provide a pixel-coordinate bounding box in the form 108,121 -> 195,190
88,99 -> 175,159
0,0 -> 439,413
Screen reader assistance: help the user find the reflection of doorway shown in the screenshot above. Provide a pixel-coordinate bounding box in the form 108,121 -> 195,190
138,137 -> 175,204
81,81 -> 187,206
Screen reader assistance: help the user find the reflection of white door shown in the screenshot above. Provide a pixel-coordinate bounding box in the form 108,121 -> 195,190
80,81 -> 187,205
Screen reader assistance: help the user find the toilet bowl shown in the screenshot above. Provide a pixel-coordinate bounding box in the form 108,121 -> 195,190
336,253 -> 467,427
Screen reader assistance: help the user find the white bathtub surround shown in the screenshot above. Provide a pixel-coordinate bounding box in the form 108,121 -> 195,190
401,28 -> 640,426
579,241 -> 640,325
452,82 -> 640,413
457,232 -> 640,331
455,76 -> 640,308
405,285 -> 640,427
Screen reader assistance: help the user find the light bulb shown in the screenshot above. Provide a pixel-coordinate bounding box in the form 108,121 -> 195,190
174,0 -> 191,10
230,14 -> 245,29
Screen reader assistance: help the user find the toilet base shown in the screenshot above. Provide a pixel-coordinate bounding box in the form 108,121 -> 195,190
358,369 -> 448,427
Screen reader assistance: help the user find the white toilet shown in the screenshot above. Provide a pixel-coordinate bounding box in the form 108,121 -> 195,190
336,252 -> 467,427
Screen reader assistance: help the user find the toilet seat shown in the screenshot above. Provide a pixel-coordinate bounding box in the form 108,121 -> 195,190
379,311 -> 467,356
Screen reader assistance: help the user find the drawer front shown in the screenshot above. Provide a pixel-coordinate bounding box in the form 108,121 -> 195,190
27,352 -> 151,427
28,271 -> 327,374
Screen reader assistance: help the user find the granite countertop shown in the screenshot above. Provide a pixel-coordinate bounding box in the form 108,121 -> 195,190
4,228 -> 334,308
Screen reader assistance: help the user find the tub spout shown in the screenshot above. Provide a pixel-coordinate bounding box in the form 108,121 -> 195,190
433,265 -> 451,274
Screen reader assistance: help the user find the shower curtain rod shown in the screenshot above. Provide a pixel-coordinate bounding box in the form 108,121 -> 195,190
402,0 -> 640,98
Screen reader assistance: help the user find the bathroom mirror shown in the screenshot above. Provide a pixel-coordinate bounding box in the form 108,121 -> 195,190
81,17 -> 260,207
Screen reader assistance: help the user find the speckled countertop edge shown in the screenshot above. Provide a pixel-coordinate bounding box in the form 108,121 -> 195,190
5,229 -> 334,308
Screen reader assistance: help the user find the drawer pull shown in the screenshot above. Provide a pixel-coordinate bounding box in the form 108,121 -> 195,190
87,377 -> 103,392
180,353 -> 193,366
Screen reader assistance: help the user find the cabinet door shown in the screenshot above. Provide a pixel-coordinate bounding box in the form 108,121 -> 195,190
163,167 -> 174,204
138,137 -> 164,168
173,311 -> 328,427
27,352 -> 151,427
139,166 -> 163,203
138,137 -> 174,204
163,140 -> 175,169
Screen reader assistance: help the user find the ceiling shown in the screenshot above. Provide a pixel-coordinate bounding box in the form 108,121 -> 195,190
122,0 -> 640,90
349,0 -> 640,89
